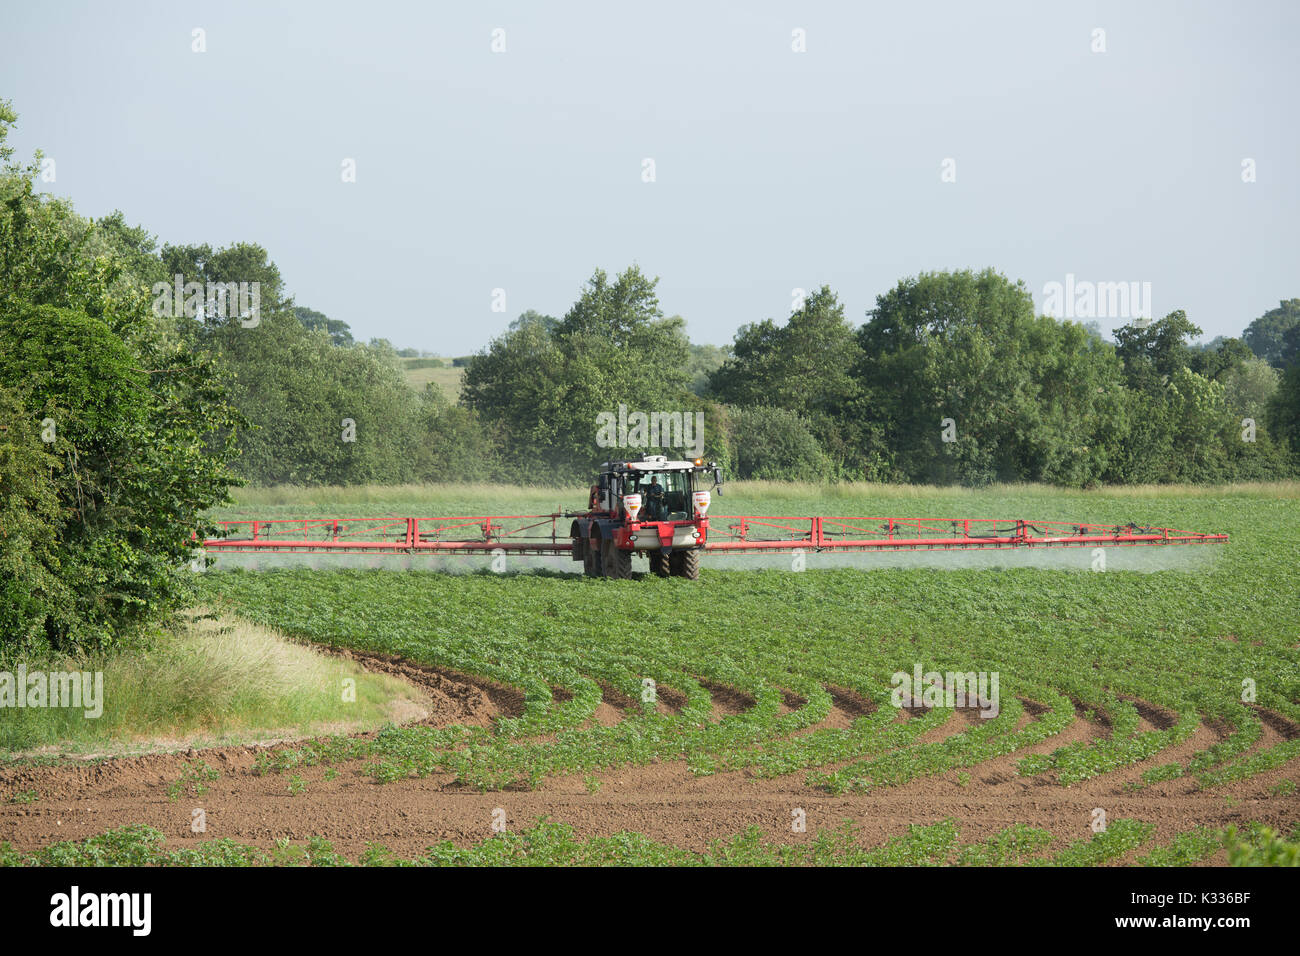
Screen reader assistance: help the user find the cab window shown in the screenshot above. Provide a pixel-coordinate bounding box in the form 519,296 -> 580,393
630,470 -> 691,521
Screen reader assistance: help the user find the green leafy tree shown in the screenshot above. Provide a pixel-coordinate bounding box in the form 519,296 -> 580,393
1114,311 -> 1202,391
1018,316 -> 1129,486
86,211 -> 170,292
1243,299 -> 1300,368
461,320 -> 571,479
684,341 -> 729,396
1222,357 -> 1280,423
1270,361 -> 1300,457
412,385 -> 501,481
709,286 -> 863,477
1218,355 -> 1292,477
155,242 -> 425,485
1165,366 -> 1232,480
0,384 -> 71,654
1190,336 -> 1254,381
508,310 -> 558,334
0,103 -> 242,652
727,405 -> 833,481
857,269 -> 1124,486
1108,312 -> 1291,482
294,305 -> 354,346
709,286 -> 861,426
464,266 -> 705,480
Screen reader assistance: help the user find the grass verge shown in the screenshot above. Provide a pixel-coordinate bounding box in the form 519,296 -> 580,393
0,611 -> 425,758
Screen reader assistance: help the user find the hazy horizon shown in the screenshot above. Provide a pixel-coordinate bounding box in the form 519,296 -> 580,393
3,0 -> 1297,353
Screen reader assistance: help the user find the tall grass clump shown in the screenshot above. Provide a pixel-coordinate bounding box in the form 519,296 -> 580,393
0,613 -> 422,755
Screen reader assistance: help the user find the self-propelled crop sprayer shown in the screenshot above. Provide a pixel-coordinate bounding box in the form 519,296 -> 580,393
200,454 -> 1229,576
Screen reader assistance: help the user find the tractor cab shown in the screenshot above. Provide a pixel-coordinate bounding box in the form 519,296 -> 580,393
595,454 -> 722,522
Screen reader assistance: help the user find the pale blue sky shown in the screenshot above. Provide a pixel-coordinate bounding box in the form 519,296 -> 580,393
3,0 -> 1297,353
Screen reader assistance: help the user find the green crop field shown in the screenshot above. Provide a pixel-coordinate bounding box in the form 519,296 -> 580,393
179,481 -> 1300,863
398,359 -> 464,399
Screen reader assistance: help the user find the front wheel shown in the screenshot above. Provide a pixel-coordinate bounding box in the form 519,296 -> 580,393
603,539 -> 632,579
669,548 -> 700,580
648,551 -> 670,577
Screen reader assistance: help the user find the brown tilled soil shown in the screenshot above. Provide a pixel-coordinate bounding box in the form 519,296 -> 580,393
2,652 -> 1298,864
325,647 -> 525,726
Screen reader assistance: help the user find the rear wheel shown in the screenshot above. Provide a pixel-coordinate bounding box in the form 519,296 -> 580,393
584,537 -> 601,577
603,538 -> 632,579
648,551 -> 669,577
669,548 -> 700,580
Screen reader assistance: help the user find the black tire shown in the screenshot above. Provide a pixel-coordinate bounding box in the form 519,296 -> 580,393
585,537 -> 601,577
603,538 -> 632,579
670,548 -> 700,580
648,551 -> 669,577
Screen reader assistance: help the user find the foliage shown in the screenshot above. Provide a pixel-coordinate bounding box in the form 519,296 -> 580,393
463,266 -> 708,482
685,342 -> 729,396
293,305 -> 354,347
1223,824 -> 1300,866
157,242 -> 423,485
1270,359 -> 1300,456
0,105 -> 243,652
0,385 -> 69,651
413,386 -> 503,482
711,288 -> 858,410
856,269 -> 1130,486
726,405 -> 834,481
1243,299 -> 1300,369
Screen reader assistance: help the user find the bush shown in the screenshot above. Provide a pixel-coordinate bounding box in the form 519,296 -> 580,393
0,304 -> 240,654
0,385 -> 70,653
727,405 -> 833,481
0,114 -> 241,654
414,389 -> 502,482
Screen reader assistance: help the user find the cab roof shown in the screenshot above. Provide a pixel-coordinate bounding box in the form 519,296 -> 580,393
601,454 -> 714,473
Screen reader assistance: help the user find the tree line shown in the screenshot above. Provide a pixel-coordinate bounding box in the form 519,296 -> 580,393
468,273 -> 1298,487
